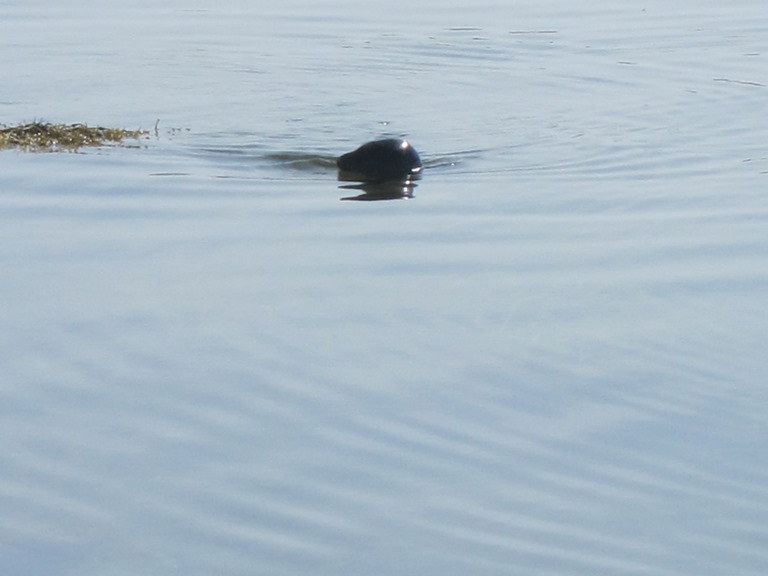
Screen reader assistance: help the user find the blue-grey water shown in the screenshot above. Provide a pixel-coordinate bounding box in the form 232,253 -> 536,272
2,1 -> 768,575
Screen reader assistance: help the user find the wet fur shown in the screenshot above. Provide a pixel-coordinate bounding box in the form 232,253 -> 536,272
337,139 -> 422,182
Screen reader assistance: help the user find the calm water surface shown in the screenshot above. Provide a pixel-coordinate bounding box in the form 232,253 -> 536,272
2,1 -> 768,575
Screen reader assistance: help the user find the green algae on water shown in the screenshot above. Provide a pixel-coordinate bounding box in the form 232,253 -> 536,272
0,122 -> 148,151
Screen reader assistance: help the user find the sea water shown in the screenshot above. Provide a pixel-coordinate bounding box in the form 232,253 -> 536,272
1,1 -> 767,574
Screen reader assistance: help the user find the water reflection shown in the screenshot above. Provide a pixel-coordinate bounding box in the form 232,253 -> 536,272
338,179 -> 417,201
338,169 -> 420,201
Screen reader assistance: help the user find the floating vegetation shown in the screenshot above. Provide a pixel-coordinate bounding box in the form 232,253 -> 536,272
0,122 -> 148,152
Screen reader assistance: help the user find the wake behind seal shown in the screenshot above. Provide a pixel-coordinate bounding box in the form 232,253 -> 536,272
337,138 -> 422,183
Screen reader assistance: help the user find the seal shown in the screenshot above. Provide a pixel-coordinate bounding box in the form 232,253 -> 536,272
337,138 -> 422,182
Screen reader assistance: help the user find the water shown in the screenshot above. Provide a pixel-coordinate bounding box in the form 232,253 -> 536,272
2,1 -> 768,575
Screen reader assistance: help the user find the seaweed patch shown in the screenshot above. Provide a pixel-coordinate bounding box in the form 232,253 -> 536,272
0,122 -> 148,151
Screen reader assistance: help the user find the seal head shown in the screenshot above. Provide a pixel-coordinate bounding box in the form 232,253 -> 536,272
337,139 -> 422,183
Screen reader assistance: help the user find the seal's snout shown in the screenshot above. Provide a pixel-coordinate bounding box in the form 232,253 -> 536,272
337,138 -> 422,183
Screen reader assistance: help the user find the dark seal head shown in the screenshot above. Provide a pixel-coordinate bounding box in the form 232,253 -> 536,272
337,139 -> 422,183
